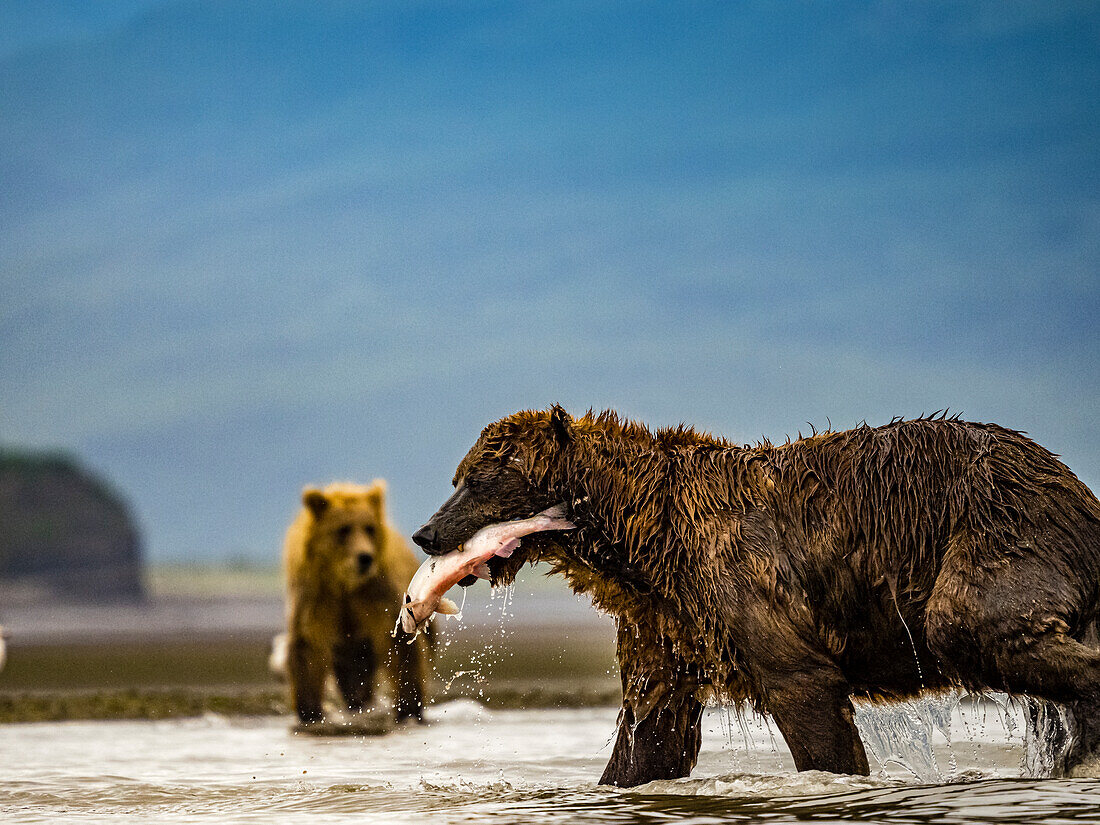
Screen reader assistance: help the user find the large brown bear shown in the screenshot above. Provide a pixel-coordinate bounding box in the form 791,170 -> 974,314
413,407 -> 1100,785
284,481 -> 429,725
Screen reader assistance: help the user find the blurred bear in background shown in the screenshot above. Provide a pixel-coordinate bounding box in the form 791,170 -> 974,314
283,480 -> 429,726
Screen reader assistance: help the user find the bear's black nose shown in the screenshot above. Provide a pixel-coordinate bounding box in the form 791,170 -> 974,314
412,524 -> 440,554
356,552 -> 374,574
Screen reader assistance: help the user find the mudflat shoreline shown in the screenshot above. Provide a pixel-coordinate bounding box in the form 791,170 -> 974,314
0,626 -> 619,723
0,575 -> 619,722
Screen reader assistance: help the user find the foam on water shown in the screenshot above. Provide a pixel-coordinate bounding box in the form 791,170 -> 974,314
635,769 -> 895,799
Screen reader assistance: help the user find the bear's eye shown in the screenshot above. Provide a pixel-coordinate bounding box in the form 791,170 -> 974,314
335,525 -> 352,542
363,524 -> 376,538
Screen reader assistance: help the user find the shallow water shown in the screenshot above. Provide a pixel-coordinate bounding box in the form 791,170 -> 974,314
3,701 -> 1100,824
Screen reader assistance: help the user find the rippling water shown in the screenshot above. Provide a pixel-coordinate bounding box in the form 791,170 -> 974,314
4,700 -> 1100,824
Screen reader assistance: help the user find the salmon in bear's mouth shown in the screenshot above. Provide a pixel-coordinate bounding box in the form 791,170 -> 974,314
395,505 -> 575,637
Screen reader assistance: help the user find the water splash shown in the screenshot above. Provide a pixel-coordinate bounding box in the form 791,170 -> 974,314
1020,696 -> 1071,778
710,702 -> 785,774
854,698 -> 947,782
733,705 -> 755,755
853,691 -> 1075,782
442,670 -> 487,692
922,693 -> 958,775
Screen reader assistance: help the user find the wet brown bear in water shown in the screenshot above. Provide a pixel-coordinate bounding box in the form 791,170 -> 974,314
284,481 -> 429,725
414,407 -> 1100,785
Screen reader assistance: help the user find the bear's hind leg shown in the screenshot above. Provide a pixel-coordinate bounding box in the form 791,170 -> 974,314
989,635 -> 1100,776
986,634 -> 1100,775
333,638 -> 377,714
927,555 -> 1100,776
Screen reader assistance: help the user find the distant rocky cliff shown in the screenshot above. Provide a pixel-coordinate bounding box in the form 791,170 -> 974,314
0,450 -> 145,603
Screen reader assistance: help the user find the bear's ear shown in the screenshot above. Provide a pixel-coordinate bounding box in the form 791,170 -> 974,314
549,404 -> 573,447
302,488 -> 329,518
366,479 -> 387,504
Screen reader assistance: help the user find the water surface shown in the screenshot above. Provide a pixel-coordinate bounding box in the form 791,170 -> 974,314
4,699 -> 1100,824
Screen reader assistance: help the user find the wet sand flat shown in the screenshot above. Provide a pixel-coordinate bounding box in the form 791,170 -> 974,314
0,571 -> 618,721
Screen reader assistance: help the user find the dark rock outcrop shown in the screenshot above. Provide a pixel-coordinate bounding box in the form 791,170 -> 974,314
0,450 -> 144,602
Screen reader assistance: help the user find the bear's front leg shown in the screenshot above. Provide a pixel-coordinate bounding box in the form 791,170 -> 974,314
391,627 -> 427,722
333,637 -> 377,713
287,635 -> 329,724
599,618 -> 703,787
600,688 -> 703,787
735,603 -> 869,775
764,666 -> 869,775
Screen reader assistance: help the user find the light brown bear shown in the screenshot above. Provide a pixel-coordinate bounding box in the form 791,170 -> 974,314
283,480 -> 429,725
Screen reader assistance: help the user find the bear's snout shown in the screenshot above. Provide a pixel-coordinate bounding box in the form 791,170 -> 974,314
412,524 -> 441,554
356,552 -> 374,574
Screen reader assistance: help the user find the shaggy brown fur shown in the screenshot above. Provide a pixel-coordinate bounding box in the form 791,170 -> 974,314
284,481 -> 429,724
414,407 -> 1100,784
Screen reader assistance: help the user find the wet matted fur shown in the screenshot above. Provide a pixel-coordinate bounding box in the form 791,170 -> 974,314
415,407 -> 1100,785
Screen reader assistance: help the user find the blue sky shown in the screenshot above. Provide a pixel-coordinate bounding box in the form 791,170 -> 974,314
2,1 -> 1098,563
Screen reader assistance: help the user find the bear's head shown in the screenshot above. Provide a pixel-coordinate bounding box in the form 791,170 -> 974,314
413,406 -> 575,583
301,481 -> 391,590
